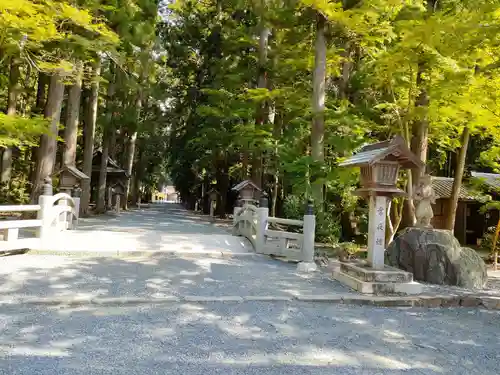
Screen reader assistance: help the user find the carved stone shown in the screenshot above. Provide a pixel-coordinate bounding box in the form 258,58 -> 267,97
413,174 -> 436,228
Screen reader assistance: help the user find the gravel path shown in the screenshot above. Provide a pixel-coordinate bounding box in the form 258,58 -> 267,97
50,204 -> 253,254
0,302 -> 499,374
0,254 -> 352,301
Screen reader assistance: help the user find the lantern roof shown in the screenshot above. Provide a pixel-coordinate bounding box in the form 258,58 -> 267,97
52,165 -> 90,180
339,136 -> 424,170
231,179 -> 262,192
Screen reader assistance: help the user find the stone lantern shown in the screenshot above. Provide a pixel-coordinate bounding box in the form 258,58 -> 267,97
231,180 -> 261,206
53,165 -> 89,195
111,181 -> 125,214
206,188 -> 220,219
334,135 -> 425,295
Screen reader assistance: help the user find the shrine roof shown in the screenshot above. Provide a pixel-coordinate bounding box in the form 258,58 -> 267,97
52,165 -> 90,180
339,136 -> 424,169
432,177 -> 482,201
232,179 -> 262,192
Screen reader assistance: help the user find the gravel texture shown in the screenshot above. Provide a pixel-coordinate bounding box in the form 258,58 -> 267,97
0,254 -> 352,301
0,302 -> 499,374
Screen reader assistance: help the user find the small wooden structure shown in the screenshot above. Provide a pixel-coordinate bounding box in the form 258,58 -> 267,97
111,181 -> 126,213
339,136 -> 424,269
206,188 -> 220,218
89,150 -> 129,207
232,180 -> 261,206
52,165 -> 89,194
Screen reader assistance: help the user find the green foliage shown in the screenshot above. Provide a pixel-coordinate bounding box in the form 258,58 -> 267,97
0,114 -> 49,148
282,195 -> 305,220
0,177 -> 30,204
479,226 -> 500,256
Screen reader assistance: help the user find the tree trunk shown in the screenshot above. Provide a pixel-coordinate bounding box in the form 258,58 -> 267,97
411,61 -> 429,185
445,126 -> 470,231
311,13 -> 327,207
96,130 -> 110,213
1,57 -> 21,184
35,73 -> 49,114
131,146 -> 144,206
491,217 -> 500,271
81,59 -> 101,215
271,108 -> 282,217
251,23 -> 271,189
31,71 -> 65,200
124,94 -> 141,210
63,62 -> 83,167
96,64 -> 115,213
124,131 -> 137,209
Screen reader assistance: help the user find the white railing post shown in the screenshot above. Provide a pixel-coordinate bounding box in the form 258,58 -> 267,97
232,201 -> 242,236
72,186 -> 81,225
37,178 -> 53,248
256,196 -> 269,253
297,200 -> 317,272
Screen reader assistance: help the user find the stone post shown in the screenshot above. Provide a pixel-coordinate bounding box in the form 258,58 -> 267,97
37,178 -> 53,249
232,200 -> 242,235
297,200 -> 317,272
115,194 -> 121,214
256,195 -> 269,253
367,193 -> 387,269
71,185 -> 82,224
210,199 -> 216,219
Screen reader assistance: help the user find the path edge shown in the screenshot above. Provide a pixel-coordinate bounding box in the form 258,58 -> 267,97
2,294 -> 499,310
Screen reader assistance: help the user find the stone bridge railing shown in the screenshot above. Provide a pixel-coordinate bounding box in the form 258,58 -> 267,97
233,197 -> 317,272
0,178 -> 80,252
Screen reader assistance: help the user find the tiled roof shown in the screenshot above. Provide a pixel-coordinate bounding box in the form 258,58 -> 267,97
471,172 -> 500,191
339,135 -> 424,169
339,147 -> 389,166
431,177 -> 478,200
232,180 -> 261,192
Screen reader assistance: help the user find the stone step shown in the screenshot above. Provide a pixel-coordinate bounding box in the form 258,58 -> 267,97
333,270 -> 422,295
340,261 -> 413,283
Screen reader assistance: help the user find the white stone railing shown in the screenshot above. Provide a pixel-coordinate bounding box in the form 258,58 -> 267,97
0,179 -> 80,252
233,198 -> 317,272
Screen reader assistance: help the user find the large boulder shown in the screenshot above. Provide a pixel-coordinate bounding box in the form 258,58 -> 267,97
386,227 -> 487,289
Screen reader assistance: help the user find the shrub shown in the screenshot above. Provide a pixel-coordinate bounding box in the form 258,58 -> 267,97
0,176 -> 30,205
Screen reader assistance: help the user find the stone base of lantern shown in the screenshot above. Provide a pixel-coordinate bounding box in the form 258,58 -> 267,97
332,260 -> 423,295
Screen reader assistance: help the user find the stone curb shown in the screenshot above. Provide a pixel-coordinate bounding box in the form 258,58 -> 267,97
25,249 -> 261,259
1,294 -> 499,309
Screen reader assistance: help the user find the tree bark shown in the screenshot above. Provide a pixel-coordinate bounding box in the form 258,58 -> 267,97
35,73 -> 49,114
1,57 -> 21,184
96,64 -> 115,213
81,59 -> 101,215
251,23 -> 271,189
63,62 -> 83,167
311,13 -> 327,207
96,130 -> 110,213
31,72 -> 65,200
271,107 -> 282,217
411,61 -> 429,184
445,126 -> 470,231
131,145 -> 144,206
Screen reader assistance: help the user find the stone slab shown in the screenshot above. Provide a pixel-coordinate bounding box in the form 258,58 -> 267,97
332,269 -> 423,295
339,260 -> 413,283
